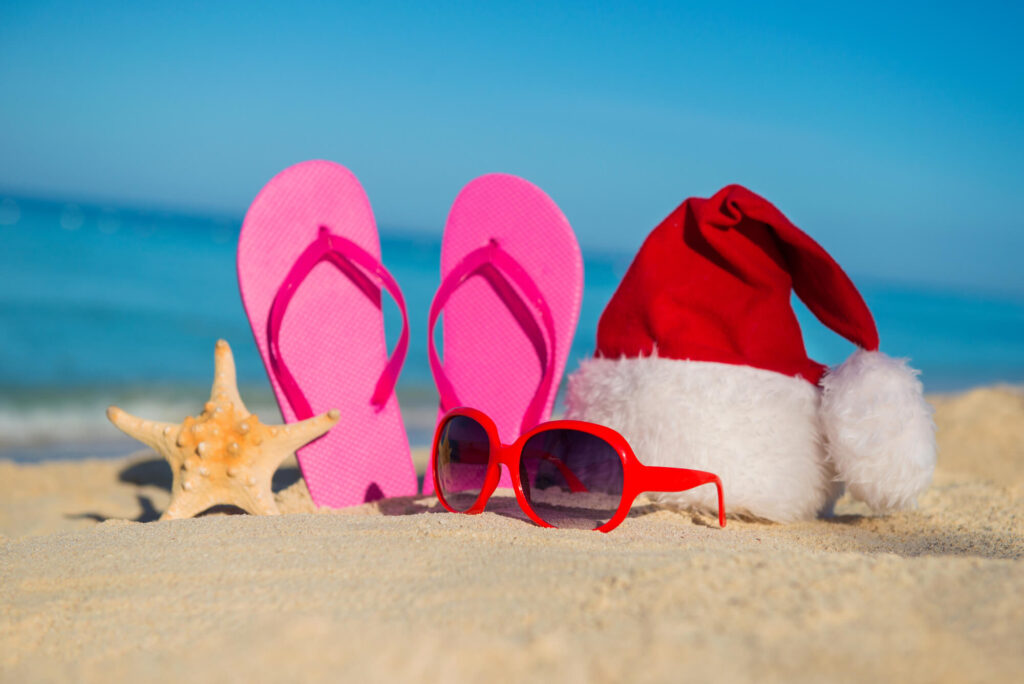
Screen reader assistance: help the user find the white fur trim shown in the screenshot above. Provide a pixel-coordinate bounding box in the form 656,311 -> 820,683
820,350 -> 935,513
566,353 -> 835,522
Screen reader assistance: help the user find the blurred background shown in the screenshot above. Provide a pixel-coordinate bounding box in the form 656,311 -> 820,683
2,1 -> 1022,460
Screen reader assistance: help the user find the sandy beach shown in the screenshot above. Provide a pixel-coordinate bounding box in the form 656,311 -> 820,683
1,387 -> 1022,683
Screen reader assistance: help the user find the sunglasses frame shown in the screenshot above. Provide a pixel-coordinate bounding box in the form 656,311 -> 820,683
431,407 -> 726,533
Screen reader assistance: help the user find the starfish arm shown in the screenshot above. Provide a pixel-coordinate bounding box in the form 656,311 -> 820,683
107,406 -> 180,458
209,339 -> 249,417
227,481 -> 281,516
160,488 -> 215,520
247,496 -> 281,516
264,410 -> 341,461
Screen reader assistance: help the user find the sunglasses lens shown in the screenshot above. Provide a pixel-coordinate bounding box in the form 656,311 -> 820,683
435,415 -> 491,512
519,429 -> 624,530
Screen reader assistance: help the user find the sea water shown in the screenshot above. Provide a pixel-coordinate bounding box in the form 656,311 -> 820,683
1,196 -> 1022,461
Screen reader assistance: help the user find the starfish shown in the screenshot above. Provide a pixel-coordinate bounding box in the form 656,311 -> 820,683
107,339 -> 339,520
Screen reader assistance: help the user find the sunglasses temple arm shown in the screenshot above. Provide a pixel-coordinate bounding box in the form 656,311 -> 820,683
544,454 -> 589,493
642,466 -> 726,527
522,449 -> 589,493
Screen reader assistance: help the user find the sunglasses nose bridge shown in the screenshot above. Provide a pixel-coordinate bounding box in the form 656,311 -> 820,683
495,442 -> 519,469
494,442 -> 534,513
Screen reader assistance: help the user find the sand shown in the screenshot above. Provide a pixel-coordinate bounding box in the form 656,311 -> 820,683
1,388 -> 1022,683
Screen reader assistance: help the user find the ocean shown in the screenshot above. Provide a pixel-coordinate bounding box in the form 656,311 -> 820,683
2,195 -> 1022,461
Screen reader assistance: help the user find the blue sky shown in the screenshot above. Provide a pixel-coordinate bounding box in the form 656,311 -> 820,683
2,1 -> 1022,295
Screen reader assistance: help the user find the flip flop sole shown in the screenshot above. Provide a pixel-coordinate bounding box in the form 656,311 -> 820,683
425,174 -> 583,493
238,160 -> 417,507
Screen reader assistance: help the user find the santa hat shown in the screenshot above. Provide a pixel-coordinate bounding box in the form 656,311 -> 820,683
566,185 -> 935,522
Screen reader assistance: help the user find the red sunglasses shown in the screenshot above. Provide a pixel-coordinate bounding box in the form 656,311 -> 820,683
431,408 -> 726,533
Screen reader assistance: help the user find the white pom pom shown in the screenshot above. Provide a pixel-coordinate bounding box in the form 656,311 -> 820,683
820,350 -> 936,512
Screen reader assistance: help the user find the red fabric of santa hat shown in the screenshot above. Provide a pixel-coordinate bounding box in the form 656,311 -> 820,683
566,185 -> 935,522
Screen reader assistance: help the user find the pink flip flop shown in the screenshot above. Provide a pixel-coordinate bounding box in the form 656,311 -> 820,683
424,173 -> 584,494
237,160 -> 417,508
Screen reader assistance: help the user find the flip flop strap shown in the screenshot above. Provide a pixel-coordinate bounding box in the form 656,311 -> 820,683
267,225 -> 409,419
428,240 -> 557,434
